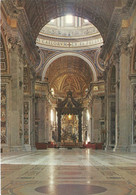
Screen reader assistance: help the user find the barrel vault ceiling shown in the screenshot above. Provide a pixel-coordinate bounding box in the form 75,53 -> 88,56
45,56 -> 93,98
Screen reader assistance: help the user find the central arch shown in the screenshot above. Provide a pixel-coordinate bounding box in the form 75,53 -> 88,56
41,52 -> 97,81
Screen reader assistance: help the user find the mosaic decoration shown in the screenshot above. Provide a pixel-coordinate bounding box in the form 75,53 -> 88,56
41,24 -> 99,38
133,85 -> 136,144
24,102 -> 29,144
84,49 -> 96,62
1,85 -> 7,144
0,37 -> 7,72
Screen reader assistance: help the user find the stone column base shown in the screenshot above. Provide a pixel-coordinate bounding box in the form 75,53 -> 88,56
1,145 -> 10,153
105,145 -> 114,151
56,142 -> 61,147
9,146 -> 25,152
24,144 -> 32,151
128,145 -> 136,152
31,145 -> 36,151
114,145 -> 128,152
113,145 -> 118,152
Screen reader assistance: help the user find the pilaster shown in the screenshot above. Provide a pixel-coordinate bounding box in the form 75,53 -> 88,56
116,34 -> 132,151
7,36 -> 25,151
24,72 -> 36,151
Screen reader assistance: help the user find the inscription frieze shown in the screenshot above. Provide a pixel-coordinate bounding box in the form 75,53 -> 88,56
36,37 -> 103,50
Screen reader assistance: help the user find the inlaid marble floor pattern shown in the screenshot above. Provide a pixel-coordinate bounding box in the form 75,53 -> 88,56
1,149 -> 136,195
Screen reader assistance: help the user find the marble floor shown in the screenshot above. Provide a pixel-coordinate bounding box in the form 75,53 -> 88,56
1,148 -> 136,195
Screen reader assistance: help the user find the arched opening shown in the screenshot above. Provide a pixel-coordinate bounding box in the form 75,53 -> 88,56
41,53 -> 97,82
35,14 -> 104,148
43,55 -> 94,99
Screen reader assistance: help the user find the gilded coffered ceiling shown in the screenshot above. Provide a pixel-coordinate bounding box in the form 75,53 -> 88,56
2,0 -> 133,66
22,0 -> 117,41
45,56 -> 93,98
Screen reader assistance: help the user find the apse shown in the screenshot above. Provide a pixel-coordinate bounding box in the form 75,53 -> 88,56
44,55 -> 94,98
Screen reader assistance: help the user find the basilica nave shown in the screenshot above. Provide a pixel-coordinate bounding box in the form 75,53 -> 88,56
1,0 -> 136,194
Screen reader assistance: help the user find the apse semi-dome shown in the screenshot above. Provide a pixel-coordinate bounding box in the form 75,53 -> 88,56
36,15 -> 103,50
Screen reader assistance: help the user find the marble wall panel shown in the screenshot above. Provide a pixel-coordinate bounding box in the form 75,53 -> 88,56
1,84 -> 7,144
0,37 -> 7,73
24,102 -> 30,144
133,85 -> 136,144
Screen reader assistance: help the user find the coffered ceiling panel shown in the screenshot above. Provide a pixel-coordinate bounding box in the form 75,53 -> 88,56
45,56 -> 93,98
23,0 -> 116,41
